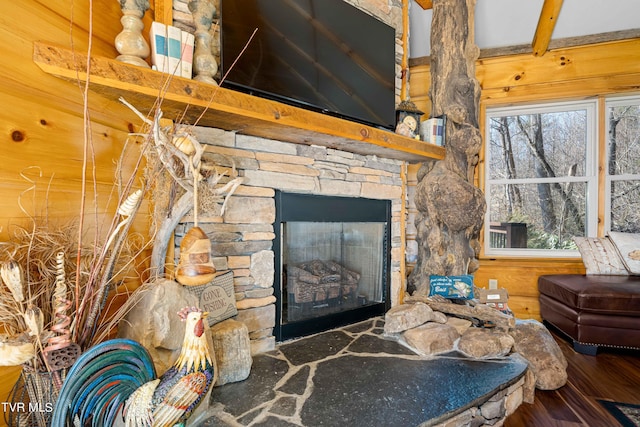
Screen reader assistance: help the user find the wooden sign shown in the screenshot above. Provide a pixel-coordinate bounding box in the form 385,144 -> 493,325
186,270 -> 237,326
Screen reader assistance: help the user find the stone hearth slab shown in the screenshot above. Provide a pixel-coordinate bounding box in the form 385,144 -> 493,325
201,318 -> 527,427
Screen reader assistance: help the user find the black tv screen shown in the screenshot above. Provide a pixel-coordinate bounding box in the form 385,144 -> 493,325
220,0 -> 397,130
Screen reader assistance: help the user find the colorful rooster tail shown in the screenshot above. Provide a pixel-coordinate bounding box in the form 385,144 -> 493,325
52,338 -> 156,427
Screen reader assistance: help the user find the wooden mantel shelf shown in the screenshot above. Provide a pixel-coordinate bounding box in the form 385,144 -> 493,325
33,42 -> 444,162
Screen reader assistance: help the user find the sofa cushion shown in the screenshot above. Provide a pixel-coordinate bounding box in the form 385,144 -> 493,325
573,236 -> 628,275
538,274 -> 640,316
609,231 -> 640,274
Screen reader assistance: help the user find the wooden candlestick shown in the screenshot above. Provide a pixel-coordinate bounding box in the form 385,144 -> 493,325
115,0 -> 151,68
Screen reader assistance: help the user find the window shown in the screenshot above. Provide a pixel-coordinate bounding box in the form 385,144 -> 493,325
485,101 -> 597,256
485,96 -> 640,257
606,96 -> 640,233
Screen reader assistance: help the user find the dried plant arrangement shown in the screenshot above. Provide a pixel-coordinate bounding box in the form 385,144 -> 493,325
0,165 -> 157,427
0,5 -> 255,423
0,179 -> 148,369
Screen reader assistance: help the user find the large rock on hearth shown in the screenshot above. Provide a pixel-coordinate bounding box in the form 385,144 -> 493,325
211,319 -> 253,386
383,302 -> 444,334
119,279 -> 201,374
458,327 -> 515,358
509,353 -> 536,404
509,319 -> 568,390
446,316 -> 473,335
403,322 -> 459,356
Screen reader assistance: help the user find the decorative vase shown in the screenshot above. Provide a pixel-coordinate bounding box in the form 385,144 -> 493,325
189,0 -> 219,85
115,0 -> 151,68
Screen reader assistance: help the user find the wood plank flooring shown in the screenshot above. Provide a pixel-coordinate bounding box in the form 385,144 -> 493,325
505,328 -> 640,426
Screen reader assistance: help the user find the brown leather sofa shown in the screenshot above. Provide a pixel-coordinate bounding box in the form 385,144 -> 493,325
538,274 -> 640,355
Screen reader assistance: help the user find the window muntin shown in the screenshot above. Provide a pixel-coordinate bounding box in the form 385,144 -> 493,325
485,100 -> 598,256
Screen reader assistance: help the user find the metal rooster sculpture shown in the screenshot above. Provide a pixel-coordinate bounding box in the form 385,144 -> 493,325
52,307 -> 214,426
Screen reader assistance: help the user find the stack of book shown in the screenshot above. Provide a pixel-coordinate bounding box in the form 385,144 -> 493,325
421,115 -> 446,146
149,22 -> 195,79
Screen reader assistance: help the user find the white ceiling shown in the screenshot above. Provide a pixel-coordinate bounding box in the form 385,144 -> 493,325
409,0 -> 640,58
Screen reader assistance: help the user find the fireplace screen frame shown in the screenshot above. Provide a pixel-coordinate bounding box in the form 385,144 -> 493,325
274,191 -> 391,341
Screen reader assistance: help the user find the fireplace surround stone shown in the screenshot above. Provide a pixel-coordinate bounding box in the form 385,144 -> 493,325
174,127 -> 406,353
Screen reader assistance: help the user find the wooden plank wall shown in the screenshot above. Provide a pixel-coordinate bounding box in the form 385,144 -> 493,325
408,37 -> 640,321
0,1 -> 156,422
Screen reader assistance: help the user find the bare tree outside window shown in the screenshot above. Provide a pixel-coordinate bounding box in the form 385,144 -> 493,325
607,99 -> 640,233
486,102 -> 594,253
486,97 -> 640,256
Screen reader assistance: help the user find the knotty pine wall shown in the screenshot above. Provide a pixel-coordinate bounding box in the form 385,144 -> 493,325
408,37 -> 640,320
0,1 -> 157,420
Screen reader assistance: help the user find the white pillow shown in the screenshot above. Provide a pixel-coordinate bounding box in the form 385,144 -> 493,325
573,236 -> 628,275
608,231 -> 640,275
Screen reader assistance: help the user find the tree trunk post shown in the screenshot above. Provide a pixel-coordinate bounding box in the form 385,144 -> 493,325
408,0 -> 486,295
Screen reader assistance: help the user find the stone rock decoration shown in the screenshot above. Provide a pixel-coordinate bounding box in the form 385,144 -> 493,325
383,301 -> 446,334
458,327 -> 515,359
510,319 -> 568,390
185,270 -> 238,326
211,319 -> 252,386
118,279 -> 201,374
118,277 -> 253,396
385,297 -> 568,395
404,322 -> 459,355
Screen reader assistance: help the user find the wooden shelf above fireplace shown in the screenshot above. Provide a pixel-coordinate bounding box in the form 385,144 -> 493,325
33,41 -> 444,163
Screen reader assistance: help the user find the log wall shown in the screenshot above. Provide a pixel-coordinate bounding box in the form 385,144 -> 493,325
409,37 -> 640,321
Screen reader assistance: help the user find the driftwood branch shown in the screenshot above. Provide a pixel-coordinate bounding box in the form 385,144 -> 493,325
149,190 -> 194,279
120,98 -> 243,280
405,295 -> 515,330
408,0 -> 486,294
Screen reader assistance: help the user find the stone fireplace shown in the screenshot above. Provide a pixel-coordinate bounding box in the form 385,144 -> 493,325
174,129 -> 406,353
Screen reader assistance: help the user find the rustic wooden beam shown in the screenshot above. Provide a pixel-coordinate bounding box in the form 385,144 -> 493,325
531,0 -> 564,57
401,0 -> 409,100
414,0 -> 433,9
478,38 -> 640,104
32,41 -> 444,163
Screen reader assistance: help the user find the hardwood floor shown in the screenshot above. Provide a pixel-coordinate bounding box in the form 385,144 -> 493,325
505,328 -> 640,426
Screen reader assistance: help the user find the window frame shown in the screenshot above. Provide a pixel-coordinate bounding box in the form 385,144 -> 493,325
483,99 -> 599,258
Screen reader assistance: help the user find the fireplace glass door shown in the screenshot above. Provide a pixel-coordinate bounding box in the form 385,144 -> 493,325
275,192 -> 390,341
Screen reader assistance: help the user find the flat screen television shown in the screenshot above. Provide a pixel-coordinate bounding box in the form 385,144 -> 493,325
220,0 -> 397,130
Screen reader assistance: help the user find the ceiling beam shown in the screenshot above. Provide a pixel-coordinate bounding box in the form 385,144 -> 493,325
414,0 -> 433,10
531,0 -> 564,56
